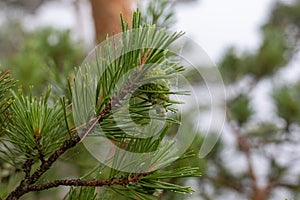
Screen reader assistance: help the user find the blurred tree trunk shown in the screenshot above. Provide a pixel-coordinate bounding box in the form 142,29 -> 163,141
251,189 -> 267,200
90,0 -> 133,43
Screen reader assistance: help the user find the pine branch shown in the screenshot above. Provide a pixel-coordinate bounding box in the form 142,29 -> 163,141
20,173 -> 148,192
3,9 -> 200,200
5,103 -> 112,200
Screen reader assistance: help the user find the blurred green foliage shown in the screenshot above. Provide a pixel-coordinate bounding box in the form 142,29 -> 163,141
198,1 -> 300,199
228,94 -> 252,125
273,84 -> 300,126
220,26 -> 290,82
0,25 -> 84,95
0,21 -> 86,199
219,48 -> 245,83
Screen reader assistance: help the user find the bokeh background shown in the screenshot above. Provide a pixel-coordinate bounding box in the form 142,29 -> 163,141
0,0 -> 300,199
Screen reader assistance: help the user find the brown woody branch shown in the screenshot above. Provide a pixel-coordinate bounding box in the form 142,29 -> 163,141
236,134 -> 257,187
229,123 -> 258,190
22,158 -> 33,179
226,120 -> 264,199
24,173 -> 148,192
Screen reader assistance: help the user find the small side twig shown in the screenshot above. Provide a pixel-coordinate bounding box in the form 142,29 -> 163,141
22,159 -> 33,179
34,135 -> 45,164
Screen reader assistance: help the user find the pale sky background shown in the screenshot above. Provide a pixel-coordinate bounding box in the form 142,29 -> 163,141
23,0 -> 299,85
24,0 -> 282,61
175,0 -> 276,61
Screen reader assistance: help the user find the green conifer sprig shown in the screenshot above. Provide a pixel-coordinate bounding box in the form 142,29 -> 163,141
0,71 -> 15,131
0,88 -> 69,166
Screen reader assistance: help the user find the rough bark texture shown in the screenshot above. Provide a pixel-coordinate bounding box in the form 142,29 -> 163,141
90,0 -> 133,43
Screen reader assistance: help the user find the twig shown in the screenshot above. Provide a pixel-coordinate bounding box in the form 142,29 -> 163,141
34,135 -> 45,164
24,173 -> 148,192
22,159 -> 33,179
225,118 -> 258,194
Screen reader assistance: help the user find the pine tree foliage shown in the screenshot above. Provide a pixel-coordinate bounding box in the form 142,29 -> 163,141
69,10 -> 199,199
0,71 -> 15,133
1,88 -> 69,167
0,10 -> 200,200
140,0 -> 176,28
